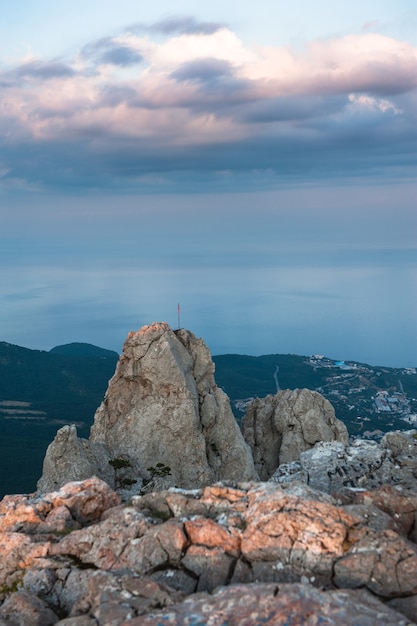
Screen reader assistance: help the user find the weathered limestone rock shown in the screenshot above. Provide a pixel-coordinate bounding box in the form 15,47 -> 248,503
64,571 -> 184,625
0,532 -> 51,591
272,436 -> 417,494
382,429 -> 417,458
346,484 -> 417,542
334,527 -> 417,597
0,590 -> 58,626
0,477 -> 120,534
37,323 -> 257,493
36,425 -> 114,494
382,430 -> 417,486
1,477 -> 417,624
242,388 -> 349,479
388,595 -> 417,624
123,584 -> 414,626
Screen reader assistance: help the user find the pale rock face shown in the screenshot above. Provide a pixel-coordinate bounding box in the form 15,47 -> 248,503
37,425 -> 114,494
242,389 -> 349,480
37,323 -> 257,493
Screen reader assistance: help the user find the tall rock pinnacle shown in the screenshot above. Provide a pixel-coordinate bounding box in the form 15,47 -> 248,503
37,323 -> 257,493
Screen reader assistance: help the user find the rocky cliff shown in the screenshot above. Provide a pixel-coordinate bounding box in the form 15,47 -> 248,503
37,323 -> 257,494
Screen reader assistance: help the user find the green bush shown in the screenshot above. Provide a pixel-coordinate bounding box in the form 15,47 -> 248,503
109,458 -> 132,470
140,463 -> 172,494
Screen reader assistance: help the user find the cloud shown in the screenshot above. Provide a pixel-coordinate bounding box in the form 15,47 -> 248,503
82,36 -> 143,67
0,59 -> 75,87
99,85 -> 138,107
98,46 -> 143,67
171,57 -> 233,83
15,59 -> 75,79
237,95 -> 346,123
151,15 -> 226,36
169,57 -> 251,105
241,33 -> 417,97
0,24 -> 416,191
128,15 -> 226,37
348,94 -> 403,114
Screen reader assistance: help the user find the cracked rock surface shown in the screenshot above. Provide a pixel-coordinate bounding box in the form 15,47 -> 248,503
273,432 -> 417,493
1,476 -> 416,624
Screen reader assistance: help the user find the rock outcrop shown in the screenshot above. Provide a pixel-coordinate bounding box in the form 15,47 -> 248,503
36,425 -> 114,494
37,323 -> 257,494
272,430 -> 417,494
242,388 -> 349,480
1,477 -> 416,625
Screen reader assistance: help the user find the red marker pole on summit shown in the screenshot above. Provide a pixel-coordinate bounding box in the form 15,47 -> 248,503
177,303 -> 181,329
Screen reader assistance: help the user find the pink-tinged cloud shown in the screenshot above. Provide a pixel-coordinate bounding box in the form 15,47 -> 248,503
0,24 -> 416,190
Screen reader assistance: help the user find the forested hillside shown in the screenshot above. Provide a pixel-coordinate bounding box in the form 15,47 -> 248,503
0,342 -> 118,496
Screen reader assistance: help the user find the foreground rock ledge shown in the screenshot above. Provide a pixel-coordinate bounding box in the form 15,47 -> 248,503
1,477 -> 417,625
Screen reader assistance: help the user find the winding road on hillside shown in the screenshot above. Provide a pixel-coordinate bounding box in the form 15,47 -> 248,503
274,365 -> 281,392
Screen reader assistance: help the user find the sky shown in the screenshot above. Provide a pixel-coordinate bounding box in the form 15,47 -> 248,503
1,1 -> 416,368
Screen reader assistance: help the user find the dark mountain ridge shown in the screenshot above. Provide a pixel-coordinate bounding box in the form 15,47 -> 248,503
49,342 -> 119,359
